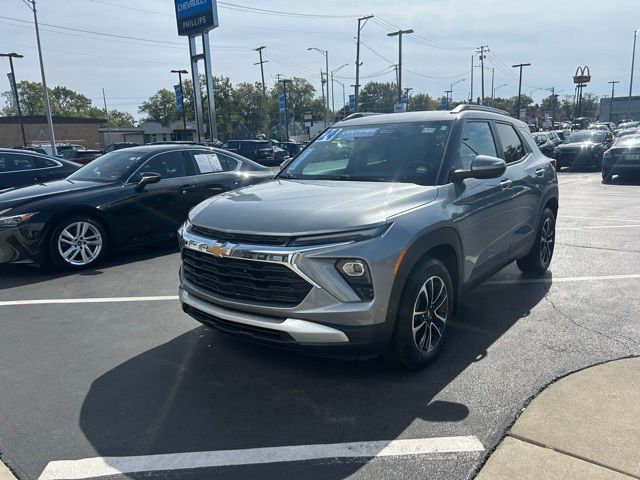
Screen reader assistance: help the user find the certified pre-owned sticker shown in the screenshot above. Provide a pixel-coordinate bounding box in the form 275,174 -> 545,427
316,129 -> 341,142
338,128 -> 379,139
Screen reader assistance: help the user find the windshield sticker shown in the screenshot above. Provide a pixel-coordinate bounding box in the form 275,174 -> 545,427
338,128 -> 379,139
194,153 -> 223,173
316,129 -> 341,142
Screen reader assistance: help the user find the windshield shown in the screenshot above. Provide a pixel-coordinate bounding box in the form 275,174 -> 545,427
533,134 -> 548,146
614,135 -> 640,147
280,121 -> 451,185
67,150 -> 145,183
566,131 -> 604,143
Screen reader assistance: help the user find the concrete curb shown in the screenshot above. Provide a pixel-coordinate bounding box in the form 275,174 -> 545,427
0,460 -> 17,480
474,356 -> 640,479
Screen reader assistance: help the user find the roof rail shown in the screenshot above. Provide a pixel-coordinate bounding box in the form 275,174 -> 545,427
341,112 -> 384,120
451,104 -> 510,116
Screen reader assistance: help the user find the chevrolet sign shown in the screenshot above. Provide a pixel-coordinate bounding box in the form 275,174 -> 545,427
174,0 -> 219,36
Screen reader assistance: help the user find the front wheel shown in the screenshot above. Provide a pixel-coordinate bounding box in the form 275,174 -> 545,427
47,215 -> 107,270
516,207 -> 555,275
385,258 -> 453,370
602,170 -> 613,184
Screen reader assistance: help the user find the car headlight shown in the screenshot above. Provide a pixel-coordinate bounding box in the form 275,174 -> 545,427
289,224 -> 390,247
0,212 -> 38,227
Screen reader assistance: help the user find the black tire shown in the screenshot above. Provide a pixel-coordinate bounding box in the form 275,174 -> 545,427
516,207 -> 555,275
384,258 -> 453,370
602,170 -> 612,184
47,215 -> 107,270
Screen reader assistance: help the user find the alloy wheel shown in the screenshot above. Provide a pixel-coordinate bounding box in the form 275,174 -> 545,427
539,217 -> 554,267
412,275 -> 449,353
57,221 -> 103,266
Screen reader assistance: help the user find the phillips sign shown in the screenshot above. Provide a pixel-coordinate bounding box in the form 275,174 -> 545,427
174,0 -> 219,36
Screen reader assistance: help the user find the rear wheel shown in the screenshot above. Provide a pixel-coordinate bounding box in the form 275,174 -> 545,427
385,258 -> 453,370
47,215 -> 107,270
602,170 -> 613,184
516,207 -> 555,275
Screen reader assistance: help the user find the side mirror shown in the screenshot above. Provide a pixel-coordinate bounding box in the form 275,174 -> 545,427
452,155 -> 507,181
135,172 -> 161,192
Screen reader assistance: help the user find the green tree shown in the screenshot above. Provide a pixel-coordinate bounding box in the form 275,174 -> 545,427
232,81 -> 266,137
359,82 -> 396,113
408,93 -> 438,111
138,88 -> 179,126
105,110 -> 135,127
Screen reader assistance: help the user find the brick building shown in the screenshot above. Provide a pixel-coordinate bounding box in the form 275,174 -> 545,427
0,115 -> 104,149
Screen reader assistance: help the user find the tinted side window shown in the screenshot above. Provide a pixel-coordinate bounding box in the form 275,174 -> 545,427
33,157 -> 59,168
495,123 -> 526,164
459,121 -> 497,169
138,151 -> 191,180
0,153 -> 36,172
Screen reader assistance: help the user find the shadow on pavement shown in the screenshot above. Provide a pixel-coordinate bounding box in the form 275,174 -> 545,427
0,241 -> 178,291
78,277 -> 550,477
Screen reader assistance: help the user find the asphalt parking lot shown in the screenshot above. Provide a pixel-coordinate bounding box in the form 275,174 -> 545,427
1,171 -> 640,480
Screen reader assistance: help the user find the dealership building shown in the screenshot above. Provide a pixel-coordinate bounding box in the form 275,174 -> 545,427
0,115 -> 104,149
597,95 -> 640,122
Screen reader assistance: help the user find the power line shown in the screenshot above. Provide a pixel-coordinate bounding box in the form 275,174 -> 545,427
404,68 -> 468,79
372,17 -> 474,51
360,41 -> 394,64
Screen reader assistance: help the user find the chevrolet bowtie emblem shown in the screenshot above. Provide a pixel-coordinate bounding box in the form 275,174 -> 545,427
206,243 -> 234,257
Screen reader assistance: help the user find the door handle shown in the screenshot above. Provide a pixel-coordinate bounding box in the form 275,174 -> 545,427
179,184 -> 196,193
535,167 -> 546,176
499,178 -> 512,188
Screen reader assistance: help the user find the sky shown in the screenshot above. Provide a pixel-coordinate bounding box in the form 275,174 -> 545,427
0,0 -> 638,121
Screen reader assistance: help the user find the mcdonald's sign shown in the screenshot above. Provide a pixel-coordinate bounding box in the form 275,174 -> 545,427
573,66 -> 591,84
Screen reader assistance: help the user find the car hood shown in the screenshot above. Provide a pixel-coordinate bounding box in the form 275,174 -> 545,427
189,179 -> 439,236
557,142 -> 601,149
0,179 -> 110,211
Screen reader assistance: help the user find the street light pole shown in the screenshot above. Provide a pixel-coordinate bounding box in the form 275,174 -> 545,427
171,69 -> 188,133
450,78 -> 465,105
308,48 -> 330,125
493,83 -> 507,99
330,63 -> 348,117
628,29 -> 638,120
355,15 -> 373,113
0,53 -> 26,147
387,29 -> 414,103
24,0 -> 56,154
608,80 -> 620,122
512,63 -> 531,119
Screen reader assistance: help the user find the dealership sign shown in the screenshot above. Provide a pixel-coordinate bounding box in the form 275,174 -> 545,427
174,0 -> 219,36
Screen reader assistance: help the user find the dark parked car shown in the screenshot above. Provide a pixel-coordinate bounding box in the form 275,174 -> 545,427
62,149 -> 103,165
532,132 -> 555,157
602,134 -> 640,183
103,142 -> 140,154
0,145 -> 272,269
178,105 -> 558,369
554,130 -> 613,170
222,140 -> 276,166
280,141 -> 304,157
0,149 -> 79,190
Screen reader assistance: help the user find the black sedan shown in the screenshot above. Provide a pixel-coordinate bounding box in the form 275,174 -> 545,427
0,149 -> 80,190
554,130 -> 614,171
602,134 -> 640,183
0,145 -> 272,269
532,132 -> 556,157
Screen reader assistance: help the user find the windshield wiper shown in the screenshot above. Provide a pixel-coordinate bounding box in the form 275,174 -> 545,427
278,172 -> 298,179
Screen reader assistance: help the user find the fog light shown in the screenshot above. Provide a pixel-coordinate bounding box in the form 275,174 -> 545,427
341,261 -> 365,277
335,259 -> 374,301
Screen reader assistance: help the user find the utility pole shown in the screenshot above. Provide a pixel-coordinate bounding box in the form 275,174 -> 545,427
608,80 -> 620,122
476,45 -> 489,105
490,67 -> 494,103
387,28 -> 414,103
171,69 -> 188,133
101,88 -> 112,146
253,46 -> 268,136
1,53 -> 26,147
470,55 -> 474,103
320,71 -> 326,125
628,29 -> 638,120
308,47 -> 330,125
512,63 -> 531,119
280,78 -> 292,142
549,86 -> 557,127
355,14 -> 373,113
276,73 -> 283,140
444,90 -> 452,109
25,0 -> 56,154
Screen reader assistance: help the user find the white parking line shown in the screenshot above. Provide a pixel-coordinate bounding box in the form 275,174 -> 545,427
557,224 -> 640,231
0,296 -> 178,307
484,273 -> 640,286
560,215 -> 640,223
38,436 -> 484,480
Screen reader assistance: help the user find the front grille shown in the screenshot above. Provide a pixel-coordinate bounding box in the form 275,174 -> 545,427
182,249 -> 312,307
183,304 -> 295,344
190,225 -> 289,246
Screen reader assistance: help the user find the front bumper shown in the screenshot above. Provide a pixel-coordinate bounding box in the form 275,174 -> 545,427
557,149 -> 602,167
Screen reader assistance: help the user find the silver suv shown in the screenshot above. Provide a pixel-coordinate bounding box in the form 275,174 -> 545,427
178,105 -> 558,369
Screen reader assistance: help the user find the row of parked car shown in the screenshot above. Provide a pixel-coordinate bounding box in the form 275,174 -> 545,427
531,120 -> 640,182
